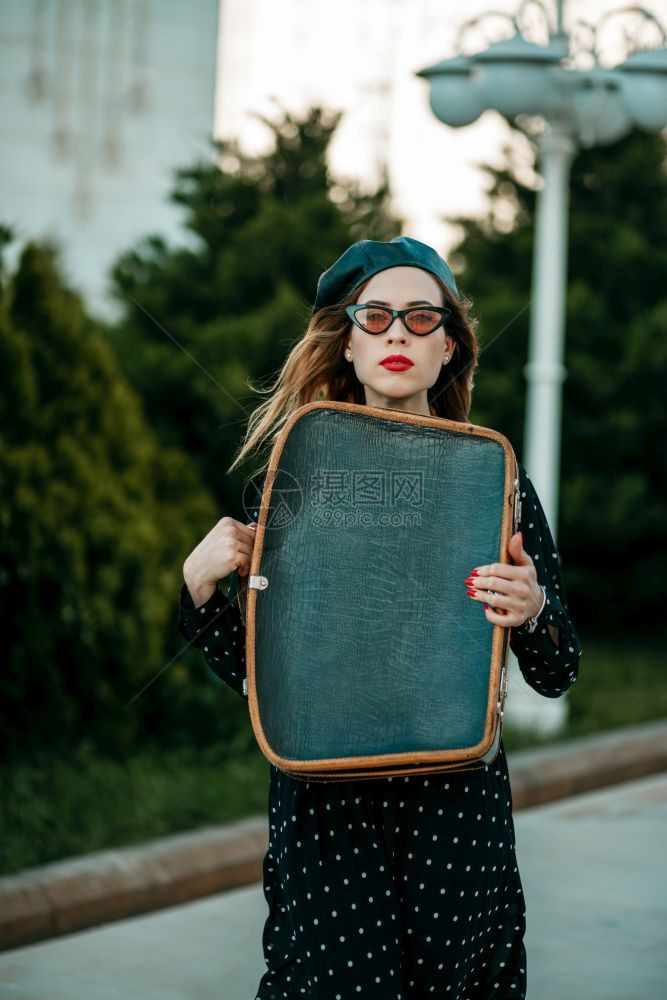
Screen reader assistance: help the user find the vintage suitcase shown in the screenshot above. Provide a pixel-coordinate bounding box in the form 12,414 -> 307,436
236,401 -> 520,782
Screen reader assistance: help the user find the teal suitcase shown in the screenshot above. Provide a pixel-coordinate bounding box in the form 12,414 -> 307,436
239,401 -> 519,782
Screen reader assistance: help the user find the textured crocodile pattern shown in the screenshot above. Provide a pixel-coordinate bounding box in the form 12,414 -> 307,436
249,405 -> 516,776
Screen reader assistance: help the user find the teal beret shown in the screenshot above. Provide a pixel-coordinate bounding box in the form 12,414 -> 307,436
312,235 -> 459,315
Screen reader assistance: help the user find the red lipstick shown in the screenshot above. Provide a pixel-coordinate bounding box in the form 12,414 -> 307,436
380,355 -> 414,371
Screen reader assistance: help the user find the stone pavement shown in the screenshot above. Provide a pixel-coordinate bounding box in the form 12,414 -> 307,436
1,773 -> 665,1000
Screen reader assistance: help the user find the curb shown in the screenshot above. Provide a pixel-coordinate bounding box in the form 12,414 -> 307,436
2,720 -> 666,952
507,718 -> 667,809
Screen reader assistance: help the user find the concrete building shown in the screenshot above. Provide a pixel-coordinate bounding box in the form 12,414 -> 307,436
0,0 -> 219,319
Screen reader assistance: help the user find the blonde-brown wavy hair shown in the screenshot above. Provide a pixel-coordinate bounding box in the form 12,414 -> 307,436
227,273 -> 479,479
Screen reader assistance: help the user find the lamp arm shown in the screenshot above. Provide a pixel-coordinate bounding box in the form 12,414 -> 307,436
567,19 -> 600,65
515,0 -> 561,40
453,11 -> 517,53
596,6 -> 667,48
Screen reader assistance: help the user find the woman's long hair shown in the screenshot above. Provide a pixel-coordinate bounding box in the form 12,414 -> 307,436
227,273 -> 479,479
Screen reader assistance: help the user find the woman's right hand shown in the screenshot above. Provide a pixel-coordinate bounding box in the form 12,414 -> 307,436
183,516 -> 257,608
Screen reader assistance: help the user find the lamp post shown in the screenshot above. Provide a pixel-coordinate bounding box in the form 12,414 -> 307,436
417,1 -> 667,734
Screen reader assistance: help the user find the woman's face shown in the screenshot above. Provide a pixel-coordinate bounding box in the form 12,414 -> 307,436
345,266 -> 457,416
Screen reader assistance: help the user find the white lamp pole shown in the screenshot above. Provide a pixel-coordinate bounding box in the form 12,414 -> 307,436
524,125 -> 575,540
417,1 -> 667,734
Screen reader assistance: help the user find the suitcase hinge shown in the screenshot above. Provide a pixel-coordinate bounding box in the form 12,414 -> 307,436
497,664 -> 509,719
512,476 -> 521,534
248,574 -> 269,590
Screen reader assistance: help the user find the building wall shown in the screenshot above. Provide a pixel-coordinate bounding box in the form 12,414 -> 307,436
0,0 -> 219,318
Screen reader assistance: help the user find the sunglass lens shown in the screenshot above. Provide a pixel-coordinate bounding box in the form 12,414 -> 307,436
405,309 -> 443,334
356,307 -> 391,333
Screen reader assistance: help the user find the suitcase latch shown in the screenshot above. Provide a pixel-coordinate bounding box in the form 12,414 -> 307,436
497,664 -> 509,719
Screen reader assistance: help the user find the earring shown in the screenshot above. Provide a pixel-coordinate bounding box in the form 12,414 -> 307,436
443,354 -> 451,364
345,351 -> 352,361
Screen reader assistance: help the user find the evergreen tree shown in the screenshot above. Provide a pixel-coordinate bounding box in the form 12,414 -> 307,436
451,128 -> 667,633
0,236 -> 234,759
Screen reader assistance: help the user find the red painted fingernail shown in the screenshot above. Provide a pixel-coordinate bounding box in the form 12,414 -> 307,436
470,569 -> 480,577
483,605 -> 489,610
466,588 -> 477,597
464,577 -> 475,585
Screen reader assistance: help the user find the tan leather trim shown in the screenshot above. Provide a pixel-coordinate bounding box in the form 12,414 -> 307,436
244,401 -> 518,779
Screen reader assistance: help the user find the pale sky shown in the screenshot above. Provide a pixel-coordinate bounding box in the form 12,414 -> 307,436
213,0 -> 667,258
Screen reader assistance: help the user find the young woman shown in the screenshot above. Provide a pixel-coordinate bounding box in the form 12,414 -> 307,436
178,236 -> 583,1000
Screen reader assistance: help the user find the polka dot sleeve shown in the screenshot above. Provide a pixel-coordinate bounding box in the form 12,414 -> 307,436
509,462 -> 583,698
177,570 -> 247,701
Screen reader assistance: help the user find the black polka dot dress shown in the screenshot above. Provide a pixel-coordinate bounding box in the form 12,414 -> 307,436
178,462 -> 582,999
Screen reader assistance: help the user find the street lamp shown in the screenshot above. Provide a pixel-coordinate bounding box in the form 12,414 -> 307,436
417,0 -> 667,735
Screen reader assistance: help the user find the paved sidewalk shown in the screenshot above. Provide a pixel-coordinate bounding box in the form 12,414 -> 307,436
1,773 -> 665,1000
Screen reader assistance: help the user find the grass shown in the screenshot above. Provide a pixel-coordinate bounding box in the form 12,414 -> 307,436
502,636 -> 667,751
2,739 -> 270,876
2,637 -> 665,875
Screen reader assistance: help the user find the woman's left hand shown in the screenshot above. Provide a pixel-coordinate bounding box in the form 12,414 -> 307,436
464,531 -> 545,628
